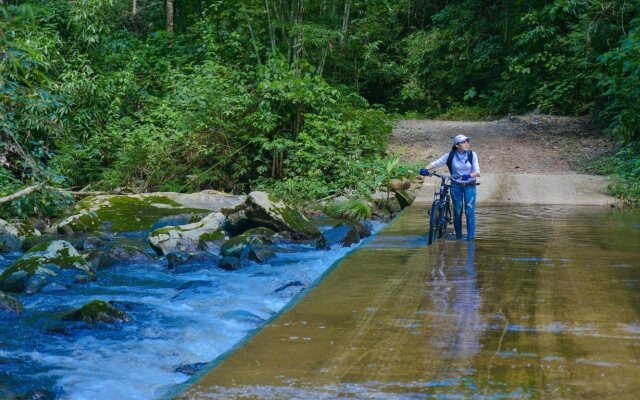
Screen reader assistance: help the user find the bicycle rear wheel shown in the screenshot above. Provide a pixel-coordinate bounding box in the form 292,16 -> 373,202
428,201 -> 443,245
441,201 -> 452,239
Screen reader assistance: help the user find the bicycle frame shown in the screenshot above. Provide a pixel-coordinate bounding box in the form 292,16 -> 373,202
427,172 -> 452,245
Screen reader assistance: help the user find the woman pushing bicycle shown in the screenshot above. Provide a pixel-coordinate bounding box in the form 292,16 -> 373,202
420,134 -> 480,241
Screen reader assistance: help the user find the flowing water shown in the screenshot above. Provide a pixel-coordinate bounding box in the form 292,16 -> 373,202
181,205 -> 640,399
0,222 -> 383,399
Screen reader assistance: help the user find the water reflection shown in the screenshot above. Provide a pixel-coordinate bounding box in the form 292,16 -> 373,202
427,242 -> 482,362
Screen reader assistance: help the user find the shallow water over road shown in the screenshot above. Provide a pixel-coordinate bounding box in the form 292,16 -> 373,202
181,205 -> 640,399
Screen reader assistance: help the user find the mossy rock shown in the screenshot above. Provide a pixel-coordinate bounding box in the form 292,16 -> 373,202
0,241 -> 94,293
198,230 -> 225,244
56,195 -> 210,234
224,192 -> 326,248
385,198 -> 402,213
86,244 -> 151,270
21,233 -> 63,252
219,256 -> 242,271
0,234 -> 22,253
148,212 -> 227,255
0,219 -> 19,236
388,178 -> 411,192
107,244 -> 152,264
62,300 -> 131,324
325,221 -> 373,248
246,244 -> 276,263
395,190 -> 415,209
0,291 -> 23,315
82,236 -> 105,251
220,227 -> 276,258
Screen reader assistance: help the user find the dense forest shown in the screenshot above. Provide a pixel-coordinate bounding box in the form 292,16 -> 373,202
2,0 -> 639,218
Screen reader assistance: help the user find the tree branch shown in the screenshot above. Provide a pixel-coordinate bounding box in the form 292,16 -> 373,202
0,185 -> 114,205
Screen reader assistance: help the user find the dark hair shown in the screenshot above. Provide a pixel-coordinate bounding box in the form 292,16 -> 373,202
451,145 -> 457,151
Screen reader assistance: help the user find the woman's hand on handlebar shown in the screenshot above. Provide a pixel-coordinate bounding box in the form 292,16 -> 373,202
419,168 -> 431,176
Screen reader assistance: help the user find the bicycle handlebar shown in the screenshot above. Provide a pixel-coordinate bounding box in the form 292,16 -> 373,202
423,172 -> 481,185
428,172 -> 451,179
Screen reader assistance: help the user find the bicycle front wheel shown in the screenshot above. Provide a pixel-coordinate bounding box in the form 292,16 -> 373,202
428,201 -> 443,245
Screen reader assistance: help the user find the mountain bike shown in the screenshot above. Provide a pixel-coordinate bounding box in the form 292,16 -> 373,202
427,172 -> 452,245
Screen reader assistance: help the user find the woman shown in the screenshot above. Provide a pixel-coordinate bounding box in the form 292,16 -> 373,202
420,134 -> 480,240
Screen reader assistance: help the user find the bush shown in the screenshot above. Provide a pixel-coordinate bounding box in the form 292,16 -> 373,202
588,144 -> 640,208
325,199 -> 373,222
597,19 -> 640,144
434,104 -> 494,121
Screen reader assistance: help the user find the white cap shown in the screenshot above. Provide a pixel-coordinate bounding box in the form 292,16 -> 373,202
453,134 -> 469,145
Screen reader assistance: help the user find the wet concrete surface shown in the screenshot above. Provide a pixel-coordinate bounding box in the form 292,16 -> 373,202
179,204 -> 640,399
417,173 -> 616,206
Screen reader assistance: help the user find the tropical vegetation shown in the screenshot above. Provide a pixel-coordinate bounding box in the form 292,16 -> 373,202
2,0 -> 639,216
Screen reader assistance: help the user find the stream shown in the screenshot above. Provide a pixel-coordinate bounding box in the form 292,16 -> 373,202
0,220 -> 383,399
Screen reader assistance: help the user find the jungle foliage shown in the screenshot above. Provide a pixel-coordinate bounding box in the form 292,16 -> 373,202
1,0 -> 639,216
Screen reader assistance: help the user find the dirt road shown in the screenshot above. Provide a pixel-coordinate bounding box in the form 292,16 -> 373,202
393,115 -> 619,206
390,115 -> 616,174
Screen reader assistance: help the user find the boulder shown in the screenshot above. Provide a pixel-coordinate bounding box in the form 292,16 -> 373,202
85,250 -> 118,270
220,227 -> 276,257
167,252 -> 190,269
0,219 -> 21,237
388,178 -> 411,192
219,227 -> 277,264
0,291 -> 23,315
148,212 -> 227,255
371,191 -> 395,201
373,197 -> 402,214
86,244 -> 152,270
223,191 -> 326,247
166,251 -> 219,271
395,190 -> 415,209
247,244 -> 276,263
82,236 -> 104,251
21,234 -> 64,252
0,233 -> 22,253
0,219 -> 22,253
0,241 -> 94,293
107,245 -> 152,264
156,190 -> 246,212
325,221 -> 373,247
62,300 -> 131,324
55,194 -> 212,234
219,256 -> 241,271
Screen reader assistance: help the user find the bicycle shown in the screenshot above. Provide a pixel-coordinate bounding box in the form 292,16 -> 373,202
426,172 -> 453,245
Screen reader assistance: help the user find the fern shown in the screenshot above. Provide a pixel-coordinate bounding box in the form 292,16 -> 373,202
325,199 -> 373,222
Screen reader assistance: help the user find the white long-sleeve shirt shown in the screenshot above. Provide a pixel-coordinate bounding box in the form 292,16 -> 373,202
430,151 -> 480,183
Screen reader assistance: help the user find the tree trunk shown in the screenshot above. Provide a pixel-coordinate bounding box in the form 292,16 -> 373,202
265,0 -> 277,56
340,0 -> 351,46
166,0 -> 174,32
132,0 -> 137,16
288,0 -> 296,64
317,43 -> 329,75
247,21 -> 263,64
